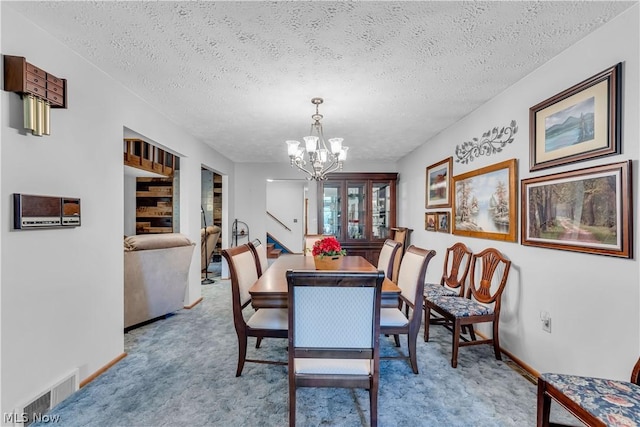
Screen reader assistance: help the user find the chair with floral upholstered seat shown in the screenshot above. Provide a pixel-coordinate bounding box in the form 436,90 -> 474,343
424,247 -> 511,368
423,242 -> 473,336
537,357 -> 640,426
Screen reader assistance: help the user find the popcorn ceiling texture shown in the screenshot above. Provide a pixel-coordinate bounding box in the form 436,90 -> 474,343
6,1 -> 634,162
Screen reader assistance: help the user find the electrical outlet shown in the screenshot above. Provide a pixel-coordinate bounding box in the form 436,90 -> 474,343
540,311 -> 551,333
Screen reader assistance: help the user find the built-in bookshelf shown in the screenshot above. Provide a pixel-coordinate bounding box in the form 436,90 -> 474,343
136,177 -> 174,234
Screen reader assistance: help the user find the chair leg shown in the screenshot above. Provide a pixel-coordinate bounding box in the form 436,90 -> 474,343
452,318 -> 461,368
536,379 -> 552,427
424,306 -> 431,342
492,319 -> 502,361
370,381 -> 378,427
289,377 -> 296,426
393,334 -> 401,347
256,336 -> 263,348
408,330 -> 419,374
467,325 -> 477,341
236,333 -> 247,377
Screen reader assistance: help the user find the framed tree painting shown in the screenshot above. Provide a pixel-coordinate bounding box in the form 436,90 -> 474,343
529,63 -> 621,171
425,157 -> 452,208
521,161 -> 631,258
452,159 -> 518,242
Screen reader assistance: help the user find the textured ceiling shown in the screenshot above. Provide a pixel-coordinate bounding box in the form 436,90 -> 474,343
5,1 -> 636,163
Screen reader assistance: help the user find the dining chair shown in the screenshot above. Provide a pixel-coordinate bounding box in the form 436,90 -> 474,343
537,356 -> 640,426
287,269 -> 385,427
248,238 -> 269,277
380,245 -> 436,374
376,239 -> 402,281
389,227 -> 411,282
222,244 -> 287,377
423,242 -> 473,334
424,247 -> 511,368
303,234 -> 332,255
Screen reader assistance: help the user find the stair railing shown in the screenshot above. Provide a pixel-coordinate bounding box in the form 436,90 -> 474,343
266,211 -> 291,232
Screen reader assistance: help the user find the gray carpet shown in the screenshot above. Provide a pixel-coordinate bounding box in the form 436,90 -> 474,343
33,280 -> 575,427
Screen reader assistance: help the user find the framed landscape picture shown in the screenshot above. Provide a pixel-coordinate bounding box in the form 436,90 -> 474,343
452,159 -> 518,242
521,161 -> 631,258
529,63 -> 621,171
426,157 -> 452,208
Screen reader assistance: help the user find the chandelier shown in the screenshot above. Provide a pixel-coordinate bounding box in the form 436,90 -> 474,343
286,97 -> 349,181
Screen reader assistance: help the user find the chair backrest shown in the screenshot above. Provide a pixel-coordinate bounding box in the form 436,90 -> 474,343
221,244 -> 259,330
201,225 -> 221,270
397,245 -> 436,310
287,270 -> 385,358
466,247 -> 511,310
631,357 -> 640,384
440,242 -> 473,296
248,238 -> 269,276
390,227 -> 410,282
377,239 -> 402,281
303,234 -> 333,255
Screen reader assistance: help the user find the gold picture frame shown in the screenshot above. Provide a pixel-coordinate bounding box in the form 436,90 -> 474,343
452,159 -> 518,242
529,63 -> 621,171
425,157 -> 452,208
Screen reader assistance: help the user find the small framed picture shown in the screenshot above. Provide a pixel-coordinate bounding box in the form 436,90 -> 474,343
426,157 -> 453,208
436,212 -> 450,233
425,213 -> 437,231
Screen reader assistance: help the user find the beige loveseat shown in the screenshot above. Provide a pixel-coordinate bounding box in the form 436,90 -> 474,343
124,233 -> 195,329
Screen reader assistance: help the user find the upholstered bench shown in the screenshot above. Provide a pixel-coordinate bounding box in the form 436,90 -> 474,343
537,358 -> 640,426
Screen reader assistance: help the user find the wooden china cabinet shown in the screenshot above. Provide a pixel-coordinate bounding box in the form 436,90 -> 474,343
317,172 -> 397,265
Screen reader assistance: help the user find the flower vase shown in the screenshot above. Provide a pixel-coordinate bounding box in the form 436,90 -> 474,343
313,255 -> 343,270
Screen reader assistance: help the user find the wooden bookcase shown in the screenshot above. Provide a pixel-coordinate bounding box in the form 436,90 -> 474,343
136,177 -> 174,234
212,172 -> 223,256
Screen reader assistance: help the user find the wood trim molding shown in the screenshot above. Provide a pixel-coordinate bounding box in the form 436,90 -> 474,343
80,352 -> 127,388
184,297 -> 203,309
474,330 -> 541,380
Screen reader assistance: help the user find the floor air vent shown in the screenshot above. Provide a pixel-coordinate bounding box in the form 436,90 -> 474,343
13,369 -> 79,426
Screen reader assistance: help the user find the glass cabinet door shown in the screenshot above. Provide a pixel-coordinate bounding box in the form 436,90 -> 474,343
321,182 -> 342,238
346,182 -> 366,240
371,182 -> 391,240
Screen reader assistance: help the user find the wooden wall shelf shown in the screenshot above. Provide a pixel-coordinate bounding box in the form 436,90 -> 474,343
124,138 -> 177,177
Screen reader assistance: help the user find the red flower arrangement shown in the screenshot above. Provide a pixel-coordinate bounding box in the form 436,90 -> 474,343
311,236 -> 347,258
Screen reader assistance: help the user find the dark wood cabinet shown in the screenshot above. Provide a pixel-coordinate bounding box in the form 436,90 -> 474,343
4,55 -> 67,108
317,172 -> 397,265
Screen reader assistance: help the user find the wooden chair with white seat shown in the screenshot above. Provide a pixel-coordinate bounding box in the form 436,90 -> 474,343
379,245 -> 436,374
248,238 -> 269,277
376,239 -> 402,281
287,269 -> 385,427
222,244 -> 288,377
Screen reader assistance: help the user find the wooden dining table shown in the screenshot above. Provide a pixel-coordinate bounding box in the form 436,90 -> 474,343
248,254 -> 401,309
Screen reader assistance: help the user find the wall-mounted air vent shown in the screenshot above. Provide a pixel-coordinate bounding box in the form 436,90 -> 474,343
13,369 -> 79,426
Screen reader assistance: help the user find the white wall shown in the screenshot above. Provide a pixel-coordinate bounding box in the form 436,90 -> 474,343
398,5 -> 639,380
1,4 -> 234,414
266,180 -> 307,252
